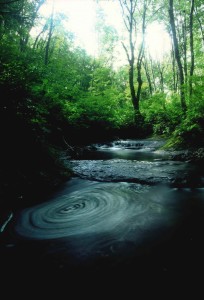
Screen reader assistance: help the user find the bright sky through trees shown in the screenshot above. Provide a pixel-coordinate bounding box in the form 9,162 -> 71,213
39,0 -> 172,63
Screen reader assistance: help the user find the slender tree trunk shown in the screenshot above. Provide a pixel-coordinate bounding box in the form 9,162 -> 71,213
195,6 -> 204,46
136,62 -> 142,107
33,26 -> 46,49
149,56 -> 156,92
182,13 -> 188,84
121,34 -> 139,113
20,0 -> 46,51
171,46 -> 177,92
120,0 -> 141,120
45,8 -> 54,65
169,0 -> 187,112
136,0 -> 146,104
143,60 -> 153,96
157,63 -> 164,93
129,61 -> 139,111
189,0 -> 195,98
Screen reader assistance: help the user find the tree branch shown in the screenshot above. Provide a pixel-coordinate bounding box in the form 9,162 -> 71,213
121,41 -> 130,63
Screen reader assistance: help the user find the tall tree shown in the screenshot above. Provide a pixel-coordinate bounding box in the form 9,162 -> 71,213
44,5 -> 54,65
119,0 -> 147,122
189,0 -> 195,98
119,0 -> 138,116
169,0 -> 187,112
136,0 -> 147,107
195,1 -> 204,46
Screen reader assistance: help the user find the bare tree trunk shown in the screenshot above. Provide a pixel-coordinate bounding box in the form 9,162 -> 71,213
169,0 -> 187,112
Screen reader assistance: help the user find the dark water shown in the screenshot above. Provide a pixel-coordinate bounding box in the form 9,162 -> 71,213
1,139 -> 204,295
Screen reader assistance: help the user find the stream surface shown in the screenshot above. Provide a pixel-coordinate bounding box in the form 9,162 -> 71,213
1,139 -> 204,292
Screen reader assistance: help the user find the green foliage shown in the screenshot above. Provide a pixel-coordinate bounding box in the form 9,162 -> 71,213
141,92 -> 183,135
173,91 -> 204,147
0,0 -> 204,207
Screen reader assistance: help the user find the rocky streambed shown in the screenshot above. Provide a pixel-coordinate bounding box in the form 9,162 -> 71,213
69,139 -> 204,187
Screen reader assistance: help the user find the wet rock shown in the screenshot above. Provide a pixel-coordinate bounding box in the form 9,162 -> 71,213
70,159 -> 195,187
169,148 -> 204,163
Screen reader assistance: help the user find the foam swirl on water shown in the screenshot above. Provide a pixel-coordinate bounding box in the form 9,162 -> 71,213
14,179 -> 176,244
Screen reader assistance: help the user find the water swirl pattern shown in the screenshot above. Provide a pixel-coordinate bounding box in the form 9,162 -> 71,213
4,139 -> 204,273
15,179 -> 178,248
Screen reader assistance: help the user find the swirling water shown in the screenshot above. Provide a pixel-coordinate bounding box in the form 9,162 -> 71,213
14,180 -> 178,244
10,177 -> 195,277
1,139 -> 204,287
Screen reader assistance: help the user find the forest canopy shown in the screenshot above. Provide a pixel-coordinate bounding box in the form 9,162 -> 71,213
0,0 -> 204,206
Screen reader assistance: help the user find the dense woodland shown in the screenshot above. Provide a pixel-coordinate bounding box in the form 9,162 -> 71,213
0,0 -> 204,208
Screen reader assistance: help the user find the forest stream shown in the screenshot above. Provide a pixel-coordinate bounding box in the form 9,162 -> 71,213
1,139 -> 204,289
